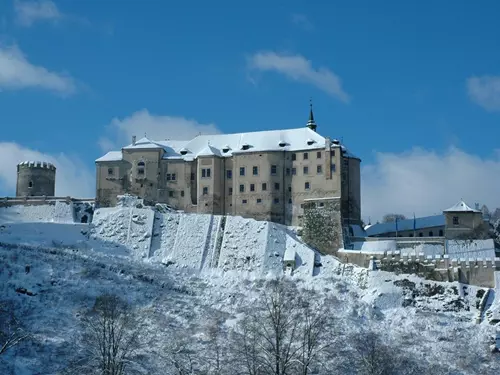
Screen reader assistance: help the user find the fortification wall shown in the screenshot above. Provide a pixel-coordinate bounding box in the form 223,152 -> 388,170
338,248 -> 500,288
301,197 -> 343,255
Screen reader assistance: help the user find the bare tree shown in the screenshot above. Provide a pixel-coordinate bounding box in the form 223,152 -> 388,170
230,280 -> 336,375
163,333 -> 198,375
382,214 -> 406,223
296,295 -> 332,375
70,294 -> 144,375
350,331 -> 397,375
202,315 -> 229,375
0,301 -> 30,356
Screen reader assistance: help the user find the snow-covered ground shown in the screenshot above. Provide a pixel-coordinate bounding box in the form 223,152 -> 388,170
1,202 -> 500,373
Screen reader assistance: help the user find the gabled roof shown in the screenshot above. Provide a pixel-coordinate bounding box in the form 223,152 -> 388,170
365,215 -> 445,237
443,200 -> 480,213
95,151 -> 123,162
196,144 -> 222,157
123,137 -> 164,150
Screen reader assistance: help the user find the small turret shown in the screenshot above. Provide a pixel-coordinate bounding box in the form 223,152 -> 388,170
306,99 -> 317,132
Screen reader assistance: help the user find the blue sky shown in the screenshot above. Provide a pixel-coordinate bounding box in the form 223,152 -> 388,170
1,0 -> 500,221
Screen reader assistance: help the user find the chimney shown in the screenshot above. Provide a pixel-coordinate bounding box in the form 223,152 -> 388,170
132,135 -> 136,145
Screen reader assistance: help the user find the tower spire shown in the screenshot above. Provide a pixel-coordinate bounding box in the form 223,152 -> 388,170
306,97 -> 317,131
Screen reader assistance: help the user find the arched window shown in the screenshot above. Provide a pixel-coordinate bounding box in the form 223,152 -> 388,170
137,161 -> 145,175
28,181 -> 33,188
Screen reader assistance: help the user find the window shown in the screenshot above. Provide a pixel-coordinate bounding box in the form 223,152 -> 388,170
239,184 -> 245,193
28,181 -> 33,188
288,186 -> 291,192
240,167 -> 246,176
137,161 -> 145,175
226,170 -> 232,179
332,150 -> 335,156
453,216 -> 459,225
331,164 -> 336,173
274,198 -> 280,204
242,199 -> 248,204
171,173 -> 176,181
169,191 -> 174,197
317,151 -> 322,159
303,152 -> 309,160
286,168 -> 290,175
257,198 -> 262,204
181,191 -> 184,197
317,165 -> 322,174
292,153 -> 296,161
271,165 -> 277,175
190,173 -> 195,181
203,187 -> 208,195
202,168 -> 211,178
303,166 -> 309,175
262,183 -> 267,191
250,183 -> 255,192
439,229 -> 444,236
253,166 -> 258,176
229,187 -> 233,196
409,233 -> 414,237
167,174 -> 171,181
274,183 -> 280,191
429,231 -> 433,237
107,168 -> 113,176
292,167 -> 296,175
319,202 -> 324,207
305,182 -> 310,190
419,232 -> 423,237
288,198 -> 292,204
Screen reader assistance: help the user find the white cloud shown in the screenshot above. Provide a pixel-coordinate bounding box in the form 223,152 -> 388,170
467,75 -> 500,111
0,44 -> 76,94
0,142 -> 94,198
99,109 -> 220,152
248,51 -> 350,102
291,14 -> 314,31
362,147 -> 500,223
14,0 -> 62,27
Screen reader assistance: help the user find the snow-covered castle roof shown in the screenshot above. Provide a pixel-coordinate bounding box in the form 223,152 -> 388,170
96,127 -> 359,163
443,200 -> 481,213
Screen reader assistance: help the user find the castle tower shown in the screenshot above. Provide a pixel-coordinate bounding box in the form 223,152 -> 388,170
306,100 -> 317,132
16,161 -> 56,197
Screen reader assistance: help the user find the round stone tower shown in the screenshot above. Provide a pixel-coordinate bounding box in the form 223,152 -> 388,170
16,161 -> 56,197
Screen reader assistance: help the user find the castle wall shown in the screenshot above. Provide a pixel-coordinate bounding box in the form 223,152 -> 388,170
16,161 -> 56,197
338,248 -> 500,288
301,197 -> 343,256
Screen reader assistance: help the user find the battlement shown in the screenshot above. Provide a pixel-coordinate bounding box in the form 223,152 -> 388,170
17,161 -> 56,171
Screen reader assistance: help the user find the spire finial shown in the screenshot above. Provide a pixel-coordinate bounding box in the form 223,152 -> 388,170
306,97 -> 317,131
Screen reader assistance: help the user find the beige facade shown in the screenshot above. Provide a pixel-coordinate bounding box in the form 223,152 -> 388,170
95,118 -> 361,226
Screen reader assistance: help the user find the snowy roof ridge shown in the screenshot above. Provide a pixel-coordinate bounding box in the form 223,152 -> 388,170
443,200 -> 480,213
97,126 -> 361,162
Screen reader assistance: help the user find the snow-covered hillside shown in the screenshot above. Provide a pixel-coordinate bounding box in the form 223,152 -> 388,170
1,202 -> 500,373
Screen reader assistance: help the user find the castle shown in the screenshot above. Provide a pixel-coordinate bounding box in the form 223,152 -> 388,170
95,107 -> 361,226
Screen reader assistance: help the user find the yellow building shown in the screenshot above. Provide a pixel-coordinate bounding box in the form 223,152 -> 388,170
95,108 -> 361,226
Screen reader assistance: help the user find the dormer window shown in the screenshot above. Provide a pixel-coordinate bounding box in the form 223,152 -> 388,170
278,140 -> 286,147
306,139 -> 315,146
222,145 -> 231,153
241,143 -> 250,150
180,148 -> 188,155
